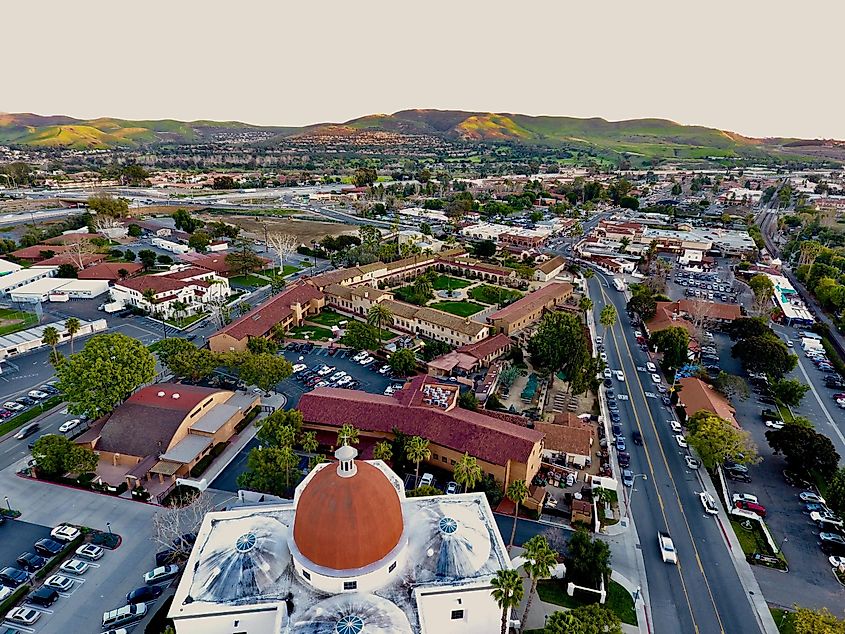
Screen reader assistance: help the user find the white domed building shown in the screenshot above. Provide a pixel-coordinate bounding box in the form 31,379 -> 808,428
169,446 -> 513,634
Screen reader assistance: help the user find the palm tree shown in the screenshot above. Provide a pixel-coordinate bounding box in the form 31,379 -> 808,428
337,423 -> 359,447
64,317 -> 80,354
414,275 -> 433,300
406,435 -> 431,486
491,569 -> 524,634
506,479 -> 529,550
300,430 -> 319,454
141,288 -> 157,313
373,441 -> 393,463
367,303 -> 393,345
579,297 -> 593,313
453,452 -> 482,493
519,536 -> 558,634
582,268 -> 594,280
42,326 -> 60,362
619,237 -> 631,254
600,304 -> 617,336
171,300 -> 188,326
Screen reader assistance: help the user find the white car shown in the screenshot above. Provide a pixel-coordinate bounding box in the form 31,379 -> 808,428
7,607 -> 41,625
685,455 -> 700,470
596,336 -> 603,345
669,420 -> 682,433
143,564 -> 180,584
800,491 -> 826,504
675,434 -> 688,448
829,555 -> 845,569
359,356 -> 375,366
51,524 -> 81,543
76,544 -> 104,560
28,390 -> 49,400
699,492 -> 718,515
291,363 -> 307,373
3,401 -> 24,411
335,376 -> 353,387
617,394 -> 629,401
352,351 -> 368,362
329,371 -> 346,381
317,366 -> 335,376
59,419 -> 83,433
650,373 -> 661,384
764,420 -> 784,430
600,352 -> 608,363
0,586 -> 11,602
45,574 -> 74,592
634,331 -> 642,339
603,368 -> 612,379
60,559 -> 90,575
811,511 -> 844,528
614,370 -> 625,382
732,493 -> 759,505
646,362 -> 657,373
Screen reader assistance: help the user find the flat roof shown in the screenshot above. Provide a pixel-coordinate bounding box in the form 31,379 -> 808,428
0,267 -> 56,290
190,395 -> 256,434
159,434 -> 212,464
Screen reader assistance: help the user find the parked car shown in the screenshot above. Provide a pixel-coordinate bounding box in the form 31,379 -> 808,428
34,538 -> 64,557
699,492 -> 719,515
800,491 -> 826,504
28,585 -> 59,607
76,544 -> 105,560
445,481 -> 459,495
622,469 -> 634,487
3,401 -> 24,412
27,390 -> 49,400
419,473 -> 434,487
804,502 -> 829,514
820,532 -> 845,555
684,456 -> 700,470
614,370 -> 625,382
102,603 -> 147,629
6,607 -> 41,625
675,435 -> 688,448
60,559 -> 89,575
0,567 -> 29,587
735,500 -> 767,517
126,585 -> 163,604
143,564 -> 180,585
45,574 -> 74,592
16,552 -> 46,572
51,524 -> 82,543
618,452 -> 631,468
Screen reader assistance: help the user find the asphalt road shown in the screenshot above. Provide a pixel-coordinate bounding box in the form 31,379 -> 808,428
589,272 -> 761,634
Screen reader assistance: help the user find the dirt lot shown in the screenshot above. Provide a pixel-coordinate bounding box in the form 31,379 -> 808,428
196,212 -> 358,244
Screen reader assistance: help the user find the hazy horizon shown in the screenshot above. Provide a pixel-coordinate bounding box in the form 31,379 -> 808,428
4,0 -> 843,140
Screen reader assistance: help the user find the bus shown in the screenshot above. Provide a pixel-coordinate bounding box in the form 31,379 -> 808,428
612,278 -> 625,292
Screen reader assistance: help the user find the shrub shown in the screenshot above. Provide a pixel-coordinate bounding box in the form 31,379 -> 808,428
0,584 -> 29,618
235,407 -> 260,434
189,442 -> 230,477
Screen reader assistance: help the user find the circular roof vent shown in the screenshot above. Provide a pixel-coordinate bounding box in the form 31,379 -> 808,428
292,593 -> 412,633
157,391 -> 165,397
172,393 -> 180,399
438,517 -> 458,535
235,532 -> 257,553
335,615 -> 364,634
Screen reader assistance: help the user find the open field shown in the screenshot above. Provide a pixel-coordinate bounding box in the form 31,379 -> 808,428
0,308 -> 38,336
196,213 -> 358,245
287,325 -> 334,341
537,578 -> 637,626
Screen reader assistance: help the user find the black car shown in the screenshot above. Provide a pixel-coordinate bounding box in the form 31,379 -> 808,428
726,470 -> 752,483
29,586 -> 59,607
172,532 -> 197,549
16,552 -> 46,572
603,378 -> 612,388
17,396 -> 36,406
126,585 -> 163,604
155,548 -> 185,567
34,538 -> 64,557
0,566 -> 29,586
632,431 -> 643,446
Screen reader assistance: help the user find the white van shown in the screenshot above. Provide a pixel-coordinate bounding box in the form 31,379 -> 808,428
102,604 -> 147,628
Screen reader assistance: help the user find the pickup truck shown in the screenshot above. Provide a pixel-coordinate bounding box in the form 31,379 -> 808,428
658,531 -> 678,564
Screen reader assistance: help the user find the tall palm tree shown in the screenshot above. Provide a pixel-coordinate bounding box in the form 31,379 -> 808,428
582,268 -> 594,280
42,326 -> 60,362
64,317 -> 80,354
300,430 -> 319,455
600,304 -> 617,336
373,441 -> 393,463
491,569 -> 524,634
337,423 -> 359,447
141,288 -> 157,313
171,300 -> 188,325
453,452 -> 482,493
406,435 -> 431,486
414,275 -> 433,300
367,303 -> 393,345
519,536 -> 558,634
579,297 -> 593,313
506,479 -> 529,550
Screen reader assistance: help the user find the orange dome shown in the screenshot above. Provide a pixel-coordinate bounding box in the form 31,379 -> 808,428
293,460 -> 404,571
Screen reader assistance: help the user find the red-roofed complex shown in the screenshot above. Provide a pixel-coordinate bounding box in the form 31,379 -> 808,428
487,282 -> 573,335
111,267 -> 230,319
209,281 -> 325,352
297,375 -> 546,506
77,261 -> 143,281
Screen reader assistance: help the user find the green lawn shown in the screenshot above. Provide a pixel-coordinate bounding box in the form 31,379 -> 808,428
287,325 -> 334,341
0,395 -> 64,437
537,578 -> 637,626
770,608 -> 797,634
392,285 -> 430,306
431,275 -> 472,291
307,309 -> 349,327
267,265 -> 301,277
230,274 -> 269,287
165,312 -> 207,329
468,284 -> 523,305
0,308 -> 38,336
429,300 -> 486,317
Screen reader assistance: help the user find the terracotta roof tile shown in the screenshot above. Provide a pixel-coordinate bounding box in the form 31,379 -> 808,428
487,282 -> 573,324
677,377 -> 738,428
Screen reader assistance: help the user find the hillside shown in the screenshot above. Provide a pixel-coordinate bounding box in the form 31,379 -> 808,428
0,109 -> 841,164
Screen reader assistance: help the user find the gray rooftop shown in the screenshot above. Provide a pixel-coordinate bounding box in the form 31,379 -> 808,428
159,434 -> 212,464
189,395 -> 254,434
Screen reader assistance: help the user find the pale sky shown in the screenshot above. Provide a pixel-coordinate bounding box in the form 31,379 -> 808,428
5,1 -> 844,139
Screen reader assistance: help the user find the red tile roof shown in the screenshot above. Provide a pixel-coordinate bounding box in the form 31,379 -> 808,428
39,253 -> 106,267
117,275 -> 206,295
10,244 -> 72,260
77,262 -> 143,280
298,384 -> 544,466
677,377 -> 739,428
213,281 -> 323,342
457,333 -> 512,360
487,282 -> 573,324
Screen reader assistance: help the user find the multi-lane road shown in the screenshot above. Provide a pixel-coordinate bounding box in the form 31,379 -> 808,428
589,272 -> 766,634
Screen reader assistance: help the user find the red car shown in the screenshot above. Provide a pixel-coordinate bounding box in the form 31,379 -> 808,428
735,500 -> 767,518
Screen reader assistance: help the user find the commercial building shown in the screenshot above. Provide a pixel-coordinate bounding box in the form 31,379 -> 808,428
487,282 -> 574,335
426,333 -> 512,377
298,375 -> 545,497
168,446 -> 513,634
110,267 -> 230,318
0,318 -> 107,361
76,383 -> 259,490
676,377 -> 739,428
766,273 -> 814,326
0,259 -> 22,276
8,278 -> 110,303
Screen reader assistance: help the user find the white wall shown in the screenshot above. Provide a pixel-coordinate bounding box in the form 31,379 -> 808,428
172,605 -> 284,634
415,583 -> 502,634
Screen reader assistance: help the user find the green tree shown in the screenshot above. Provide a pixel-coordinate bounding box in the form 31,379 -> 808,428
55,333 -> 156,419
56,263 -> 78,278
770,378 -> 810,407
727,316 -> 771,341
406,484 -> 444,497
520,535 -> 559,633
566,528 -> 611,588
406,435 -> 431,485
124,250 -> 137,262
414,275 -> 433,299
172,209 -> 202,233
373,440 -> 393,463
367,303 -> 393,344
474,239 -> 497,258
650,326 -> 690,371
627,290 -> 657,320
87,193 -> 129,218
247,336 -> 278,355
714,372 -> 749,401
32,434 -> 98,478
352,167 -> 378,187
618,237 -> 631,253
766,424 -> 840,480
528,312 -> 590,391
491,569 -> 524,634
506,479 -> 529,549
792,606 -> 845,634
138,249 -> 158,270
237,445 -> 300,495
453,452 -> 482,492
545,604 -> 622,634
64,317 -> 81,354
237,352 -> 292,392
458,390 -> 479,411
337,423 -> 359,446
731,334 -> 796,379
188,231 -> 211,252
687,412 -> 759,469
749,274 -> 775,315
827,468 -> 845,517
225,249 -> 265,277
257,409 -> 304,447
579,297 -> 593,312
42,326 -> 60,362
599,304 -> 617,333
341,321 -> 380,351
388,348 -> 417,377
155,338 -> 220,382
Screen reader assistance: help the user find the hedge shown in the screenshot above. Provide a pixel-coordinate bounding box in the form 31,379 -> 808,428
33,534 -> 84,581
0,584 -> 29,618
234,407 -> 260,434
189,441 -> 230,478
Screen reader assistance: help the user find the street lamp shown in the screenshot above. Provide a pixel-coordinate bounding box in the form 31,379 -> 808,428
627,473 -> 648,513
106,522 -> 112,535
3,496 -> 10,511
310,240 -> 317,273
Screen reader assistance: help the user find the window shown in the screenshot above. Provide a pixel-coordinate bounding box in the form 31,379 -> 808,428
432,453 -> 438,460
451,609 -> 464,620
441,456 -> 447,463
302,570 -> 311,580
450,459 -> 456,466
343,581 -> 357,591
388,561 -> 396,573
